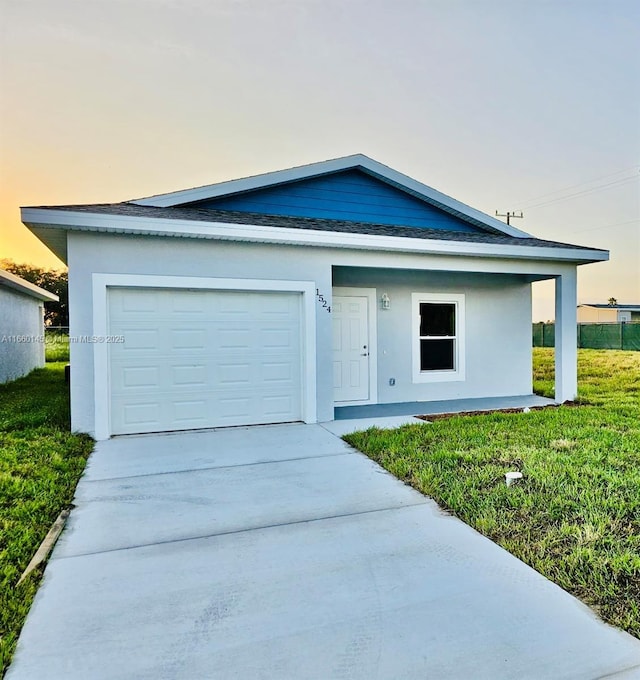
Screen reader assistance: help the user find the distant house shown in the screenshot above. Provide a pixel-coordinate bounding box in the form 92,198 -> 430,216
0,269 -> 59,384
21,154 -> 608,439
577,304 -> 640,323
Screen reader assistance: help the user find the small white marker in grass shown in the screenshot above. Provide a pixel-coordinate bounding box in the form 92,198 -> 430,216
505,471 -> 524,487
522,407 -> 531,413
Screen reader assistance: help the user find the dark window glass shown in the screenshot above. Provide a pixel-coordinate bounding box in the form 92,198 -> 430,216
420,303 -> 455,336
420,339 -> 454,371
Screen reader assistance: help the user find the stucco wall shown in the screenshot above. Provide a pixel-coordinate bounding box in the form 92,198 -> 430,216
68,231 -> 560,437
334,267 -> 532,403
67,232 -> 334,435
0,287 -> 46,383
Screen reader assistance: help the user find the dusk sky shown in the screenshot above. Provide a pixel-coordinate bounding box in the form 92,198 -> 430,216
1,0 -> 638,320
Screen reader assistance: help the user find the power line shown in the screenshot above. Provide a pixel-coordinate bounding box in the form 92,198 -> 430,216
513,165 -> 639,208
568,219 -> 639,235
523,175 -> 638,210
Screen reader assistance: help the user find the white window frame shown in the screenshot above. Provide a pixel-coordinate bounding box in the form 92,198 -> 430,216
411,292 -> 465,383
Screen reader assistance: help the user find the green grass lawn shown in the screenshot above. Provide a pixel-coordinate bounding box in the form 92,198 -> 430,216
44,331 -> 69,363
345,348 -> 640,638
0,364 -> 93,674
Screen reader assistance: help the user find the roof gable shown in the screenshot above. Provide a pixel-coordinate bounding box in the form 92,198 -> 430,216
187,169 -> 482,233
131,154 -> 531,238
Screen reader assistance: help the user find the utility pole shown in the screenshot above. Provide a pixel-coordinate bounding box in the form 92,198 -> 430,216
495,210 -> 524,226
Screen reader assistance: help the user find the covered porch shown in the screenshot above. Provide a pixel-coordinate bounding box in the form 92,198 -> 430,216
331,261 -> 580,415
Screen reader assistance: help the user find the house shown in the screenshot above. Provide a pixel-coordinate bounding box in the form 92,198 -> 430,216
577,303 -> 640,323
0,269 -> 59,384
21,155 -> 608,440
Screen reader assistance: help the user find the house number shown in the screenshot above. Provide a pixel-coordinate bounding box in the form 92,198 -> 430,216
316,289 -> 331,313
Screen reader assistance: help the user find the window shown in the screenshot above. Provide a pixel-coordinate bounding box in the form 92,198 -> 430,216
412,293 -> 465,382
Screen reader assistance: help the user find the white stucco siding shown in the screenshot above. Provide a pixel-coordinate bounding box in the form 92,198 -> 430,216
67,231 -> 575,437
66,232 -> 334,436
333,267 -> 532,403
0,287 -> 46,383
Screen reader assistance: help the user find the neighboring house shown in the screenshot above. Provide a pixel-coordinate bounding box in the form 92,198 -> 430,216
0,269 -> 59,384
21,154 -> 608,440
577,304 -> 640,323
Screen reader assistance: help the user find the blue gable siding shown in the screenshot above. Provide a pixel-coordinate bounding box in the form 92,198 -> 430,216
191,170 -> 482,233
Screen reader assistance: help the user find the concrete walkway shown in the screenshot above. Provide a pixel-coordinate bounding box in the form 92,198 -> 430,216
8,423 -> 640,680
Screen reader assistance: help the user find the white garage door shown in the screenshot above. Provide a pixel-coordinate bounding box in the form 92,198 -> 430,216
108,288 -> 303,435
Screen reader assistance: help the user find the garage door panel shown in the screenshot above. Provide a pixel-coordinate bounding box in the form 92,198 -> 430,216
108,288 -> 303,435
118,329 -> 160,351
217,329 -> 252,350
122,402 -> 161,428
262,361 -> 293,383
262,394 -> 296,417
121,366 -> 160,389
172,400 -> 208,424
170,329 -> 207,350
119,290 -> 159,313
168,292 -> 208,314
172,364 -> 207,386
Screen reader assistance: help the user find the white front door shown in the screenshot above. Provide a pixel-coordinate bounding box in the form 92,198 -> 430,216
332,296 -> 369,402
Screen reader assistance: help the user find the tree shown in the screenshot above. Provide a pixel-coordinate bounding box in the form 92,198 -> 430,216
608,297 -> 618,306
1,260 -> 68,326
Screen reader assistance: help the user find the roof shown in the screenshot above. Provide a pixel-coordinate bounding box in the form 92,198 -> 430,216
0,269 -> 59,302
129,154 -> 532,238
579,303 -> 640,310
28,202 -> 603,252
20,154 -> 610,266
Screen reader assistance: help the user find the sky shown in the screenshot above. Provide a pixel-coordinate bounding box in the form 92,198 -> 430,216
1,0 -> 638,321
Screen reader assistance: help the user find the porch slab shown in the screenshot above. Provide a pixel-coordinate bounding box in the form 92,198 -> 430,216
334,394 -> 557,421
321,415 -> 427,437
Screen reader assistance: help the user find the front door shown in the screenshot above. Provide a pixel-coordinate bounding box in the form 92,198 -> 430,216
333,296 -> 369,402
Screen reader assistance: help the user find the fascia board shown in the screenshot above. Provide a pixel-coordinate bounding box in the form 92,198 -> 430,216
130,155 -> 369,208
21,207 -> 609,265
130,154 -> 531,239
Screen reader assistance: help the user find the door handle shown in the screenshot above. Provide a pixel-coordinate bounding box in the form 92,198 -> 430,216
361,352 -> 369,356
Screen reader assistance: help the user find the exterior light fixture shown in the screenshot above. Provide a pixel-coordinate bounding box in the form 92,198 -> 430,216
381,293 -> 390,310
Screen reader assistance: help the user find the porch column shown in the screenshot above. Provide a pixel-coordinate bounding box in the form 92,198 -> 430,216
554,269 -> 578,402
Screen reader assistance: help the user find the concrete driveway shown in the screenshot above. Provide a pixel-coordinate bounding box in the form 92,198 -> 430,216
8,423 -> 640,680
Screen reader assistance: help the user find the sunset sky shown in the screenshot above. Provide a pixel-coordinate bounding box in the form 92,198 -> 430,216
1,0 -> 638,321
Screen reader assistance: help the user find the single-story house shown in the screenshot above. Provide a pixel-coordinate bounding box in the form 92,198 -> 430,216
21,155 -> 608,440
0,269 -> 59,384
577,303 -> 640,323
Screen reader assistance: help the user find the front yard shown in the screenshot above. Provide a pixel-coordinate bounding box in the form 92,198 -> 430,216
345,348 -> 640,638
1,349 -> 638,675
0,364 -> 93,673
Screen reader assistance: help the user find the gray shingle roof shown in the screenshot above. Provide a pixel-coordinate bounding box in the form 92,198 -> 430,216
29,202 -> 604,252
